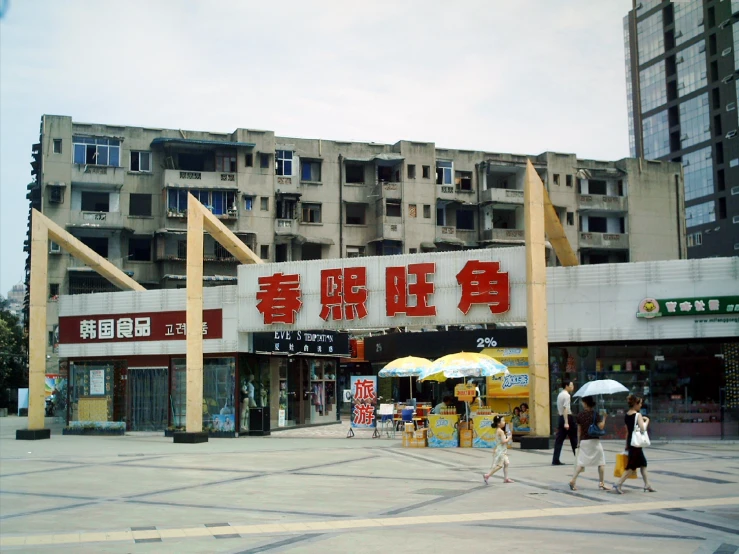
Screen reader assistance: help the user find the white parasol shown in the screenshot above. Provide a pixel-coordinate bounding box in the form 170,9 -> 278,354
573,379 -> 629,398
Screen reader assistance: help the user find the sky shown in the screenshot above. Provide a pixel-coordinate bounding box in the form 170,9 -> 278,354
0,0 -> 633,295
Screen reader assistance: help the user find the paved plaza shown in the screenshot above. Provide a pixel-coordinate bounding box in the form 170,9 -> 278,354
0,417 -> 738,553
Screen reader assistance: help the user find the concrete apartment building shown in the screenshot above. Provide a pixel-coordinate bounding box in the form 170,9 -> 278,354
624,0 -> 739,258
26,114 -> 686,369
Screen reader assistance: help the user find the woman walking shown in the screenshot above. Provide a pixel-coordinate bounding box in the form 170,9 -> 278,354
482,416 -> 514,484
613,394 -> 656,494
568,396 -> 609,491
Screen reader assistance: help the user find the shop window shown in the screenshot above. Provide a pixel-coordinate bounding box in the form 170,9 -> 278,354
345,203 -> 366,225
81,191 -> 109,212
128,237 -> 152,261
129,193 -> 152,216
407,164 -> 416,179
69,360 -> 125,424
346,164 -> 365,184
171,358 -> 236,432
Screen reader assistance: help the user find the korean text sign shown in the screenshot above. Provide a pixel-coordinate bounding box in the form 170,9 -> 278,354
238,247 -> 526,332
350,376 -> 377,429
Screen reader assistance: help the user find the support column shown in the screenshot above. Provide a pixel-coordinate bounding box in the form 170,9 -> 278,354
522,161 -> 550,449
177,193 -> 208,443
18,211 -> 51,440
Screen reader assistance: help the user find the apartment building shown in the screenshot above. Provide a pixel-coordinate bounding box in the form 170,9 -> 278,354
624,0 -> 739,257
26,114 -> 686,369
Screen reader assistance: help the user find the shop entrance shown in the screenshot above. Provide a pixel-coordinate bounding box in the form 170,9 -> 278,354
286,358 -> 308,425
128,367 -> 168,431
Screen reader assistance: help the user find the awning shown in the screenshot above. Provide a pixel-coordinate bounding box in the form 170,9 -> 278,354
344,153 -> 404,163
294,235 -> 335,246
434,236 -> 466,246
163,274 -> 237,282
420,242 -> 437,250
151,137 -> 255,149
46,181 -> 67,187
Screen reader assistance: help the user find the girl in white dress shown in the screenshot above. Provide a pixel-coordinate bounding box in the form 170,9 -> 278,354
483,416 -> 514,484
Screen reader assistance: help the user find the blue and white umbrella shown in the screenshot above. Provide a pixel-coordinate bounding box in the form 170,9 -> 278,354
419,352 -> 509,381
378,356 -> 432,378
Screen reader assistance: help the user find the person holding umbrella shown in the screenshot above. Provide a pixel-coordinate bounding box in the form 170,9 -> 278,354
568,396 -> 609,491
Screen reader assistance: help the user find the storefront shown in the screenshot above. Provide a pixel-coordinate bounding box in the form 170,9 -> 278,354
251,331 -> 350,429
547,260 -> 739,440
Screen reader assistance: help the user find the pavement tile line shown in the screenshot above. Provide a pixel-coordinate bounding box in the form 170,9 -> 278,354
1,495 -> 737,549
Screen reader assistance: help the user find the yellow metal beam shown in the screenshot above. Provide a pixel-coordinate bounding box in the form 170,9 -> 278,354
25,210 -> 145,435
541,184 -> 579,267
524,161 -> 551,438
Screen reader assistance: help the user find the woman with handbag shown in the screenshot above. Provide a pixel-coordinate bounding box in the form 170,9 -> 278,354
569,396 -> 609,491
613,394 -> 656,494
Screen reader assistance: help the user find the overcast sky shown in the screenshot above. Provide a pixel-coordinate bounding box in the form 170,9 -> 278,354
0,0 -> 633,295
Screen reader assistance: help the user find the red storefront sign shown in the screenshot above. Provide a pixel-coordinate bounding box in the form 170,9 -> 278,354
58,309 -> 223,344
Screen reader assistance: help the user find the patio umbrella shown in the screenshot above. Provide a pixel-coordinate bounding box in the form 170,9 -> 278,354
378,356 -> 433,397
573,379 -> 629,398
419,352 -> 509,382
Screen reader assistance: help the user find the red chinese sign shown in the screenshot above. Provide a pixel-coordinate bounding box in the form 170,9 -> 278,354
256,272 -> 303,324
319,267 -> 368,321
456,260 -> 510,315
58,310 -> 223,344
386,262 -> 436,317
350,375 -> 377,429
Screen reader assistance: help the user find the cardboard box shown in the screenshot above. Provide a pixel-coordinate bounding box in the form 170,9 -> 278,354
402,431 -> 413,447
410,437 -> 427,448
404,423 -> 415,433
459,429 -> 473,448
414,429 -> 427,440
458,422 -> 470,430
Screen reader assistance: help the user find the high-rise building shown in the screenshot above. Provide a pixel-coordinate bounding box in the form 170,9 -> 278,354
624,0 -> 739,257
26,114 -> 685,372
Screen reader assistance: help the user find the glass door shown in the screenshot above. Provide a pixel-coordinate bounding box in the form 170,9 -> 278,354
128,367 -> 168,431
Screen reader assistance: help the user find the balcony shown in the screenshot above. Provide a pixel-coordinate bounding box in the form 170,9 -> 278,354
274,218 -> 298,236
380,181 -> 402,199
375,218 -> 403,241
436,184 -> 456,200
579,232 -> 629,249
577,194 -> 627,212
275,174 -> 299,195
435,226 -> 477,247
71,164 -> 125,189
164,169 -> 238,190
480,188 -> 524,205
68,211 -> 127,230
482,228 -> 525,243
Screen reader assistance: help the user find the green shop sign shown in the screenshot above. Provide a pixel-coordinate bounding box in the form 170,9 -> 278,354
636,296 -> 739,319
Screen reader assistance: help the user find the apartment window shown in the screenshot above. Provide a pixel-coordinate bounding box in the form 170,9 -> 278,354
53,139 -> 62,154
276,150 -> 293,176
129,193 -> 152,216
49,283 -> 59,298
683,147 -> 714,201
260,153 -> 270,169
455,171 -> 473,191
175,189 -> 236,215
260,245 -> 269,260
386,199 -> 401,217
177,240 -> 187,259
407,164 -> 416,179
301,160 -> 322,182
687,232 -> 703,247
128,237 -> 152,262
409,248 -> 417,254
244,196 -> 254,211
345,203 -> 366,225
686,200 -> 716,227
73,136 -> 121,166
79,236 -> 108,257
49,241 -> 61,253
409,204 -> 417,218
347,246 -> 365,258
422,165 -> 431,179
276,197 -> 297,219
456,208 -> 474,230
245,153 -> 253,167
49,186 -> 64,204
346,164 -> 365,184
214,242 -> 231,260
588,216 -> 608,233
216,150 -> 237,173
301,202 -> 322,223
553,174 -> 560,185
566,175 -> 573,187
81,191 -> 109,212
378,165 -> 399,182
130,151 -> 152,172
260,197 -> 269,211
566,212 -> 574,225
588,180 -> 607,195
423,204 -> 431,219
436,161 -> 452,185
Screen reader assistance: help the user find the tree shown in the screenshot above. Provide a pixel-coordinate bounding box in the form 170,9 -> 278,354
0,305 -> 27,408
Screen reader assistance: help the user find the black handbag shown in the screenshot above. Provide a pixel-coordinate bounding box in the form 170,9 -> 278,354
588,411 -> 606,437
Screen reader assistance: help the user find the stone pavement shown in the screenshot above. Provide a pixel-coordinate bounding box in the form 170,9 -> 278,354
1,416 -> 738,553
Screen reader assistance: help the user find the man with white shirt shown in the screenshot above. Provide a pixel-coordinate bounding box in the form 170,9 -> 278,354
552,379 -> 577,466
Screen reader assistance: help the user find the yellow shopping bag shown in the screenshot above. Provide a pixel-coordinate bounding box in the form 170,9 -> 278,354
613,453 -> 637,479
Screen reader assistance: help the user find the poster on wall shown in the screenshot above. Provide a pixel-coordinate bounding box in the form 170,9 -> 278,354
483,348 -> 530,433
350,376 -> 377,429
89,369 -> 105,396
473,415 -> 497,448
